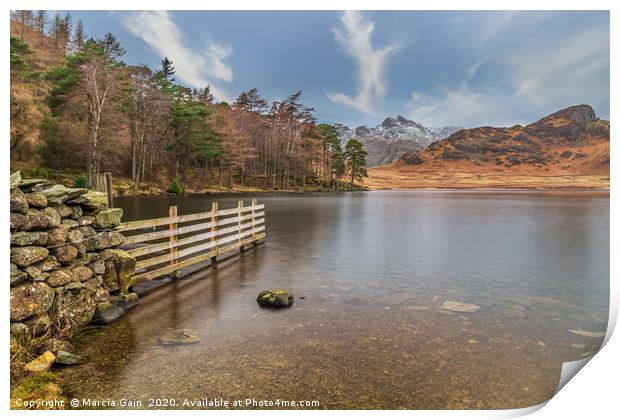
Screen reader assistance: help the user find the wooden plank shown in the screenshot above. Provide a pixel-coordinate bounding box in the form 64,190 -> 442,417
210,202 -> 218,263
117,204 -> 264,231
135,225 -> 265,270
168,205 -> 178,266
127,218 -> 265,257
123,211 -> 265,244
132,233 -> 265,282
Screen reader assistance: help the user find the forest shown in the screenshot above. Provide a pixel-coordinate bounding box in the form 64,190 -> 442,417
10,11 -> 368,193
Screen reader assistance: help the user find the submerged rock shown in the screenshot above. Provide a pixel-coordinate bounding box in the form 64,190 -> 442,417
257,289 -> 294,308
568,328 -> 606,338
24,351 -> 56,373
159,329 -> 201,345
91,302 -> 125,325
440,300 -> 481,313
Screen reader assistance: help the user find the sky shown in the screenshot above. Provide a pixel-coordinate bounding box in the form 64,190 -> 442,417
66,10 -> 610,128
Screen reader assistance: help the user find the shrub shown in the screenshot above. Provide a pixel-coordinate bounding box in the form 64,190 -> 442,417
167,179 -> 184,194
73,175 -> 88,188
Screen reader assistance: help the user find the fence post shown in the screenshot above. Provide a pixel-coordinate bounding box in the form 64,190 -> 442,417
210,202 -> 218,263
104,172 -> 113,208
251,198 -> 257,243
238,200 -> 244,252
168,205 -> 178,267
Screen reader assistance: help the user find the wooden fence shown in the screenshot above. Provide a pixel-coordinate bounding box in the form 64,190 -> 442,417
116,199 -> 265,283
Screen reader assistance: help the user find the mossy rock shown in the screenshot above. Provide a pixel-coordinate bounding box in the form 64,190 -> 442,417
256,289 -> 294,308
10,372 -> 66,410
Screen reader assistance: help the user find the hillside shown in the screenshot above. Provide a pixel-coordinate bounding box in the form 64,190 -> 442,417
367,105 -> 610,190
335,115 -> 459,166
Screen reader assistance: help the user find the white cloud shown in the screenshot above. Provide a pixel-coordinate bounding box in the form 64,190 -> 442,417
510,25 -> 609,108
327,11 -> 399,115
121,11 -> 232,101
407,15 -> 609,128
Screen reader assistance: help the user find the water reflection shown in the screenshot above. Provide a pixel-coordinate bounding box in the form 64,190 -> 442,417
58,191 -> 609,409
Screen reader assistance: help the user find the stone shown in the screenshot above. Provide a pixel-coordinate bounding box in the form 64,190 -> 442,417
40,207 -> 61,228
60,219 -> 79,229
76,226 -> 97,240
93,208 -> 123,229
257,289 -> 294,308
51,245 -> 78,264
40,184 -> 88,205
83,276 -> 103,291
101,249 -> 136,292
10,187 -> 29,214
10,212 -> 27,230
54,350 -> 85,365
91,302 -> 125,325
10,171 -> 22,189
10,282 -> 55,322
11,231 -> 49,247
72,266 -> 93,282
86,259 -> 106,275
52,204 -> 73,218
11,246 -> 49,267
24,209 -> 48,230
36,339 -> 75,355
46,269 -> 74,287
10,322 -> 30,337
35,256 -> 60,273
54,288 -> 96,328
18,177 -> 48,189
22,314 -> 52,334
70,205 -> 83,220
24,192 -> 47,208
23,266 -> 44,281
568,328 -> 606,338
77,215 -> 95,226
10,263 -> 28,287
440,300 -> 481,313
64,281 -> 84,291
159,329 -> 201,345
45,227 -> 68,247
93,287 -> 110,303
409,305 -> 431,311
24,351 -> 56,372
571,343 -> 586,349
85,231 -> 125,251
67,191 -> 108,211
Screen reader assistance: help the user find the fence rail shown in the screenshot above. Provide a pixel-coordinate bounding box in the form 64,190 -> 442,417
117,199 -> 265,283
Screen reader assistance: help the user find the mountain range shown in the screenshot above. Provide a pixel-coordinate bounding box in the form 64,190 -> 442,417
335,116 -> 460,167
366,105 -> 610,189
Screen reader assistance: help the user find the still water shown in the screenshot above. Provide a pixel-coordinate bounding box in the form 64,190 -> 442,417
59,191 -> 609,409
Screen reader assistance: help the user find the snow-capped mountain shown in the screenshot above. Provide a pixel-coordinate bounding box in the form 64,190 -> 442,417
335,115 -> 460,167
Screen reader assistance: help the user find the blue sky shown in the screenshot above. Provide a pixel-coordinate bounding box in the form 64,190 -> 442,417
67,10 -> 609,128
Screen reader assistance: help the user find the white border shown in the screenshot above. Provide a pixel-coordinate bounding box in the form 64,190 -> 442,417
2,1 -> 616,419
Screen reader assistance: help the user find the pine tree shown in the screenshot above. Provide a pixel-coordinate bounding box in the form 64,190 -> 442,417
99,32 -> 125,60
34,11 -> 47,45
160,57 -> 175,81
344,138 -> 368,185
73,20 -> 85,51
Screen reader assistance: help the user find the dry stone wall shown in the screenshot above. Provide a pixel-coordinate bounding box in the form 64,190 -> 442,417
10,171 -> 137,336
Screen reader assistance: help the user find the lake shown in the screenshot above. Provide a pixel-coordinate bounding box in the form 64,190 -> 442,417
58,191 -> 610,409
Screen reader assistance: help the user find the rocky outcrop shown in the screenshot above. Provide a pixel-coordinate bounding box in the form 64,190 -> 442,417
9,172 -> 136,336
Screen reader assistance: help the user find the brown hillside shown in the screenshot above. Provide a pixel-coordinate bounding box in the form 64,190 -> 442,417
367,105 -> 609,190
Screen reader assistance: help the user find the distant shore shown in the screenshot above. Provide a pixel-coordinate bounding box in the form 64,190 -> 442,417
365,167 -> 610,191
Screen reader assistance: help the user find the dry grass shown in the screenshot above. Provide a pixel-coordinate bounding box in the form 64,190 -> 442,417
366,166 -> 610,190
